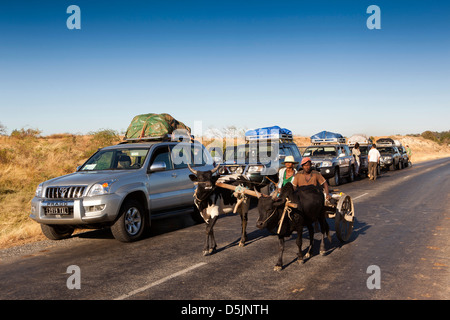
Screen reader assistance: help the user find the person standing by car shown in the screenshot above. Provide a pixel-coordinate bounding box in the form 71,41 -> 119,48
352,142 -> 361,177
277,155 -> 298,193
292,157 -> 332,201
406,145 -> 412,165
368,144 -> 381,180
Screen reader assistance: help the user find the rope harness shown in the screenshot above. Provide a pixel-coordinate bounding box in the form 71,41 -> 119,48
192,182 -> 249,214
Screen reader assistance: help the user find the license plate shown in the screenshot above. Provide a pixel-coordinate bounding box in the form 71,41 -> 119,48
45,207 -> 70,215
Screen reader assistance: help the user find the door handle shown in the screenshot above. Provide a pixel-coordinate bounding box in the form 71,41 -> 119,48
172,173 -> 177,178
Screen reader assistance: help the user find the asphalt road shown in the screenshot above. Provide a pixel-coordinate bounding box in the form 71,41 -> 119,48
1,157 -> 449,302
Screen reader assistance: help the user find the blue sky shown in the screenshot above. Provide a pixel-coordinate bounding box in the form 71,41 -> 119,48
0,0 -> 449,137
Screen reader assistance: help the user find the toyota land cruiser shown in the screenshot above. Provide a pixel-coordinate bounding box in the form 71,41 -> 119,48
30,135 -> 213,242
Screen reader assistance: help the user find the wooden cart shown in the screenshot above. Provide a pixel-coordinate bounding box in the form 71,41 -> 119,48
324,191 -> 355,242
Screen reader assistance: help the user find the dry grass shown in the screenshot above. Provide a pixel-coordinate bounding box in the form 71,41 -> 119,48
0,133 -> 449,249
0,133 -> 121,249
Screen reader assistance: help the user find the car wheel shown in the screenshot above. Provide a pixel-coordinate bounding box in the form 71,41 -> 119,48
111,199 -> 146,242
261,182 -> 277,196
329,168 -> 340,186
348,165 -> 355,182
41,224 -> 74,240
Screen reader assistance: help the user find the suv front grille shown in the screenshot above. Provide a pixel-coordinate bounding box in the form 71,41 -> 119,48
45,186 -> 86,199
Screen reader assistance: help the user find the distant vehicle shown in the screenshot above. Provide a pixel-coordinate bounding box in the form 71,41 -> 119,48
394,140 -> 409,169
376,138 -> 402,170
218,126 -> 302,194
303,131 -> 355,186
31,134 -> 214,242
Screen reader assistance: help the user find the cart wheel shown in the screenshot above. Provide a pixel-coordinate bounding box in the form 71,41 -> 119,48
335,194 -> 354,242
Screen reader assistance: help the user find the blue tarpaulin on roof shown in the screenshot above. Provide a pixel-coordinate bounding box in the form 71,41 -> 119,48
245,126 -> 292,137
310,131 -> 343,140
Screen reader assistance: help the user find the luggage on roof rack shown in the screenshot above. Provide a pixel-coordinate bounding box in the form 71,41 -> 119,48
121,133 -> 194,144
245,126 -> 293,142
124,113 -> 191,141
348,134 -> 372,146
310,131 -> 346,144
376,138 -> 401,147
376,138 -> 395,146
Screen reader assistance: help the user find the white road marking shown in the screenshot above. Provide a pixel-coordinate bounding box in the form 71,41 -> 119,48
352,193 -> 369,201
114,262 -> 207,300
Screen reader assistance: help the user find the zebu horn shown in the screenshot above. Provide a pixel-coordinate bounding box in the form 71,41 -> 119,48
211,164 -> 220,174
187,164 -> 197,175
253,187 -> 262,199
233,197 -> 245,214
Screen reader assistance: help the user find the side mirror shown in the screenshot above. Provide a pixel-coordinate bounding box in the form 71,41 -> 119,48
76,166 -> 81,172
149,161 -> 167,173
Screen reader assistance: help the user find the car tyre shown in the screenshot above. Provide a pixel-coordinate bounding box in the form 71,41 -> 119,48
348,165 -> 355,182
111,199 -> 146,242
41,224 -> 74,240
261,181 -> 277,196
329,168 -> 340,186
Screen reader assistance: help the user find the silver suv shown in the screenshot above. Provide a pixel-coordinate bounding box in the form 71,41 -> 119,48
30,139 -> 213,242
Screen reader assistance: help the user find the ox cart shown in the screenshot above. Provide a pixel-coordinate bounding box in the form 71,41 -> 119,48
215,182 -> 355,243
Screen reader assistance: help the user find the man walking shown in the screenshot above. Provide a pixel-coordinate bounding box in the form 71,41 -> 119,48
368,144 -> 381,180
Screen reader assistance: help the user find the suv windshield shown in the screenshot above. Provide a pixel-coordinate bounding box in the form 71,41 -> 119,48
234,143 -> 276,164
303,146 -> 337,157
359,146 -> 369,155
80,148 -> 150,171
378,147 -> 395,154
224,146 -> 238,162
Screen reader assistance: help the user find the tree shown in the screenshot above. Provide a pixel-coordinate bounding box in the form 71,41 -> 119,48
0,122 -> 6,135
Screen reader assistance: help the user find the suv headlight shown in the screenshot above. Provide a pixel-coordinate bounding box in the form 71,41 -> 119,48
35,183 -> 43,197
247,165 -> 264,174
247,166 -> 264,174
87,179 -> 117,197
321,161 -> 332,167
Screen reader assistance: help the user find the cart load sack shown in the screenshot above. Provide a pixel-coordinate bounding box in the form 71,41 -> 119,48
125,113 -> 191,139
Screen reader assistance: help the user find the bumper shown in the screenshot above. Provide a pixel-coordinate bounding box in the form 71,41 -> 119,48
220,164 -> 276,186
30,193 -> 122,225
314,166 -> 335,179
380,159 -> 393,168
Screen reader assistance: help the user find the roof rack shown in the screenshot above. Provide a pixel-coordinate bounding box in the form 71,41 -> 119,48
311,137 -> 346,145
119,133 -> 195,144
375,138 -> 400,147
245,132 -> 293,142
245,126 -> 293,142
347,134 -> 372,146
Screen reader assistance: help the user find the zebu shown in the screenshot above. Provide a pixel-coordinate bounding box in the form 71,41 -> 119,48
255,183 -> 330,270
188,164 -> 252,256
